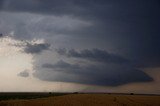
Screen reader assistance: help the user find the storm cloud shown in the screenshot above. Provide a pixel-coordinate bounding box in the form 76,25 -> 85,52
56,48 -> 129,64
0,0 -> 160,90
34,60 -> 153,86
24,43 -> 50,54
36,48 -> 153,86
42,60 -> 79,70
0,0 -> 159,68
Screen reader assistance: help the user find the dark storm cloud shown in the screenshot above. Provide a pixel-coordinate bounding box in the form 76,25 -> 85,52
0,0 -> 160,87
42,60 -> 79,70
35,48 -> 154,86
18,70 -> 29,77
35,60 -> 153,86
56,48 -> 129,64
0,33 -> 3,37
0,0 -> 4,9
1,0 -> 159,22
0,0 -> 107,17
1,0 -> 159,68
24,43 -> 50,54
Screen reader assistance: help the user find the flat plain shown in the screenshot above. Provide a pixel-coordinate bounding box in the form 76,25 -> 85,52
0,93 -> 159,106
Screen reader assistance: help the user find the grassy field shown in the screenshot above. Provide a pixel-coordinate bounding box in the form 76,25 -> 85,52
0,92 -> 67,101
0,93 -> 160,106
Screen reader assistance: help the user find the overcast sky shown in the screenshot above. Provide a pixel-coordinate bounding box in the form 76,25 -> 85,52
0,0 -> 160,94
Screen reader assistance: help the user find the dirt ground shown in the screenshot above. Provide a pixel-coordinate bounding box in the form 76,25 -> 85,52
0,94 -> 160,106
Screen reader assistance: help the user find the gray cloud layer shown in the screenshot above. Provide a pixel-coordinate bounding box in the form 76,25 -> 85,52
24,43 -> 50,54
0,0 -> 159,68
56,48 -> 129,64
18,70 -> 29,77
42,60 -> 79,70
32,48 -> 153,86
34,59 -> 153,86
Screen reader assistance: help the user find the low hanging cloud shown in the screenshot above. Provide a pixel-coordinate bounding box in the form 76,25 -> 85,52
34,60 -> 153,86
24,43 -> 50,54
18,70 -> 29,77
42,60 -> 79,70
33,48 -> 153,86
55,48 -> 129,64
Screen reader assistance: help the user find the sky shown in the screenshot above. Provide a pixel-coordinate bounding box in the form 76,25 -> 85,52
0,0 -> 160,94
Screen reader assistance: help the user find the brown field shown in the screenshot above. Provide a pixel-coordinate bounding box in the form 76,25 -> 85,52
0,94 -> 160,106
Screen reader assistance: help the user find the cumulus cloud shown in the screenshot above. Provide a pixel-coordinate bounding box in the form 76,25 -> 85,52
56,48 -> 129,64
18,70 -> 29,77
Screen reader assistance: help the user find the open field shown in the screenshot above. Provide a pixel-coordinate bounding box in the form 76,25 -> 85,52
0,92 -> 67,101
0,93 -> 160,106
